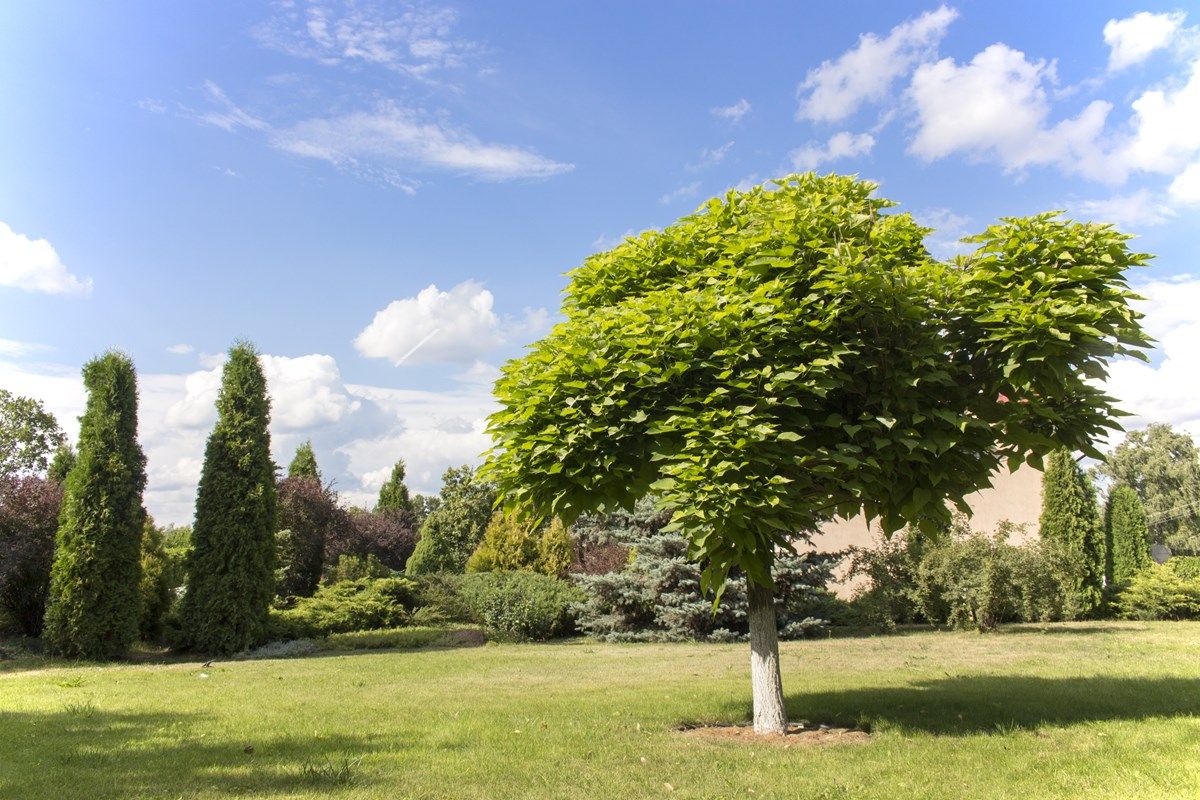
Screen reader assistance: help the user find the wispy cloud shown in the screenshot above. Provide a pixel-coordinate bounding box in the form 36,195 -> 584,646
711,98 -> 751,123
275,101 -> 573,181
659,181 -> 702,205
686,141 -> 735,172
254,0 -> 478,80
166,343 -> 195,355
192,84 -> 571,185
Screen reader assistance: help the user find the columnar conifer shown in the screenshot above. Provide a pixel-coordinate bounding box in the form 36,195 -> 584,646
43,352 -> 147,658
181,342 -> 277,654
1105,484 -> 1151,588
287,440 -> 320,480
1039,449 -> 1105,614
376,459 -> 413,513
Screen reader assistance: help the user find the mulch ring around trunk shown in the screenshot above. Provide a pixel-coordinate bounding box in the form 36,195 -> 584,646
677,721 -> 871,747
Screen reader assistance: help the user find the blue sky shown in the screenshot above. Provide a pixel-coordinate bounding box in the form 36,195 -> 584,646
2,1 -> 1198,523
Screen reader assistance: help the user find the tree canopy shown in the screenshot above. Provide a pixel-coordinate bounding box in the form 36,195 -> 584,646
484,173 -> 1150,597
0,389 -> 66,479
1096,423 -> 1200,553
376,459 -> 413,513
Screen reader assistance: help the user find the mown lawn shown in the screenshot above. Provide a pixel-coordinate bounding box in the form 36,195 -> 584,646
2,622 -> 1199,799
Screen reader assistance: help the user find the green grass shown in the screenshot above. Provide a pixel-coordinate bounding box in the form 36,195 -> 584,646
2,622 -> 1199,799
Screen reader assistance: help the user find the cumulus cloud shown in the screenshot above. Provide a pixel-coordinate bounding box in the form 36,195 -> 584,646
1170,160 -> 1200,203
797,4 -> 957,122
354,280 -> 546,366
1114,55 -> 1200,178
790,131 -> 875,171
1104,275 -> 1200,442
908,44 -> 1114,180
1104,10 -> 1186,72
274,101 -> 572,181
711,98 -> 751,123
254,0 -> 476,80
0,221 -> 92,295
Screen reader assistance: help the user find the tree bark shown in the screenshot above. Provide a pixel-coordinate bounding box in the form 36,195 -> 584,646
747,580 -> 787,735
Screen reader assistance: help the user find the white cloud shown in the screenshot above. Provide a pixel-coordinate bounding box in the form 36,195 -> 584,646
1115,56 -> 1200,178
1104,11 -> 1186,71
1104,275 -> 1200,443
790,131 -> 875,171
254,0 -> 477,80
274,100 -> 573,181
1170,159 -> 1200,203
659,181 -> 702,205
908,44 -> 1114,181
0,221 -> 92,295
166,343 -> 194,355
686,141 -> 734,172
354,280 -> 546,366
591,228 -> 637,251
1070,189 -> 1177,228
797,4 -> 957,123
711,98 -> 751,123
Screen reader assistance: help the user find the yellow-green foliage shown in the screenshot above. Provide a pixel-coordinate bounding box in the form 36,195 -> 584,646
467,511 -> 571,575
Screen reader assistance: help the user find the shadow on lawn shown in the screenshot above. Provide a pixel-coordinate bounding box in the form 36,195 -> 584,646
0,707 -> 386,799
725,674 -> 1200,736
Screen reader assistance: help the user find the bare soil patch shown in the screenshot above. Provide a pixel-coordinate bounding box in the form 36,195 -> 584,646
678,722 -> 870,747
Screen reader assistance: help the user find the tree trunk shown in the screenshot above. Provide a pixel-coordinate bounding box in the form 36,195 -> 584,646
747,580 -> 787,734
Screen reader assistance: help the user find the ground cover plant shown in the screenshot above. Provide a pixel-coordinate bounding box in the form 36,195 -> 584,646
2,622 -> 1199,799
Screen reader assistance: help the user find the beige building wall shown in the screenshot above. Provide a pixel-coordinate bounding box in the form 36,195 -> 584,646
810,464 -> 1044,596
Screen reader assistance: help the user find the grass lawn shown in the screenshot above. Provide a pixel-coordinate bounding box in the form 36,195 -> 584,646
2,621 -> 1199,799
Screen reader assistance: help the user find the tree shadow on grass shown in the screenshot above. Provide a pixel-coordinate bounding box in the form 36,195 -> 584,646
0,707 -> 389,799
717,674 -> 1200,736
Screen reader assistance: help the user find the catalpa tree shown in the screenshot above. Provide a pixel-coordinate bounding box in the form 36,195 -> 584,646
483,174 -> 1149,734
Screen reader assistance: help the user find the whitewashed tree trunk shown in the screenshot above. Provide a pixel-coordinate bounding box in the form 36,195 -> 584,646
747,581 -> 787,734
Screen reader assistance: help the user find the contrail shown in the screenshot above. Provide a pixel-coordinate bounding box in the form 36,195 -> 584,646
393,328 -> 440,366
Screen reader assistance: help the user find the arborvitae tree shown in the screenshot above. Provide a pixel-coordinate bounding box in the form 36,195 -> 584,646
405,466 -> 495,575
376,459 -> 413,513
1105,484 -> 1151,589
47,444 -> 76,484
138,516 -> 172,641
43,352 -> 147,658
287,440 -> 320,480
181,343 -> 277,654
1039,449 -> 1105,614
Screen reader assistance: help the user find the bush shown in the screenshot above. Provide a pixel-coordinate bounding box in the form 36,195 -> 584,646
1117,564 -> 1200,620
326,509 -> 418,575
1168,556 -> 1200,581
269,577 -> 417,639
0,476 -> 62,637
570,498 -> 842,641
467,511 -> 572,576
322,625 -> 476,651
1105,484 -> 1151,590
276,476 -> 350,598
845,529 -> 932,630
327,553 -> 392,583
412,573 -> 475,622
405,466 -> 495,575
457,572 -> 583,641
138,520 -> 173,641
